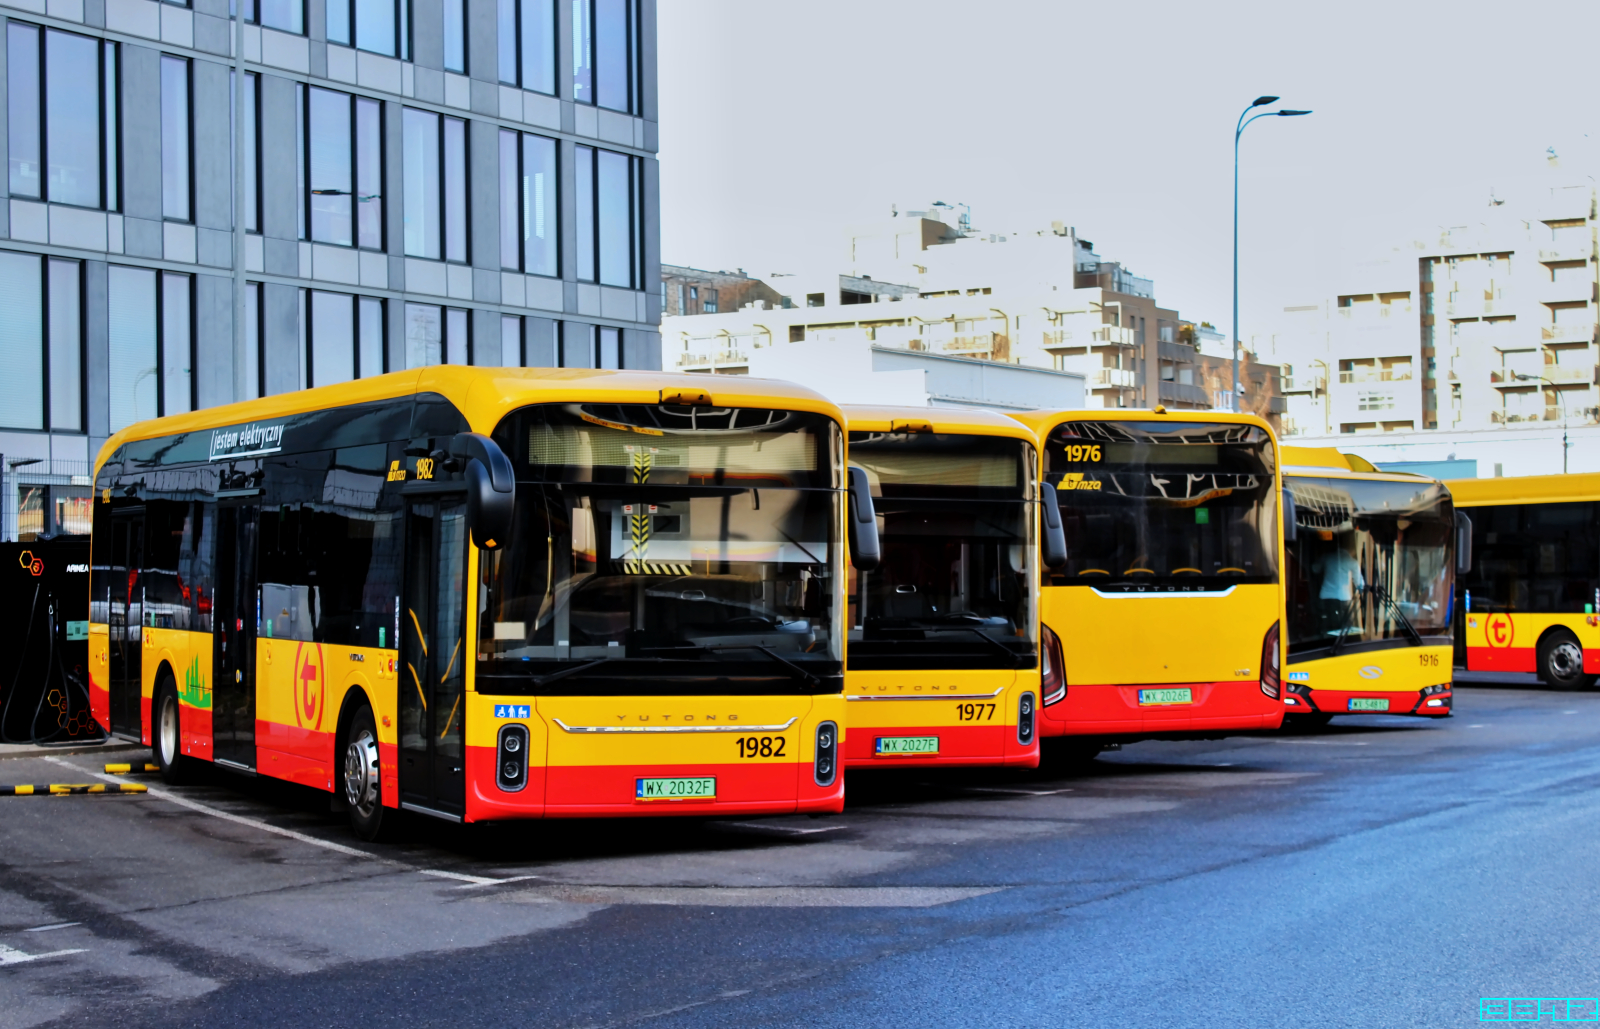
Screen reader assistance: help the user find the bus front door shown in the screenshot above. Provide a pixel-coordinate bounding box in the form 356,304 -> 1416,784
398,497 -> 468,819
212,502 -> 259,769
107,510 -> 144,738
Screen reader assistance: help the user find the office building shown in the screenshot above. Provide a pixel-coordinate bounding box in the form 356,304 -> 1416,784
0,0 -> 662,538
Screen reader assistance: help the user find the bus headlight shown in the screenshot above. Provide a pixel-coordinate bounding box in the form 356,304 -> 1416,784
814,721 -> 838,787
497,724 -> 529,792
1017,691 -> 1036,745
1041,624 -> 1067,706
1259,622 -> 1281,699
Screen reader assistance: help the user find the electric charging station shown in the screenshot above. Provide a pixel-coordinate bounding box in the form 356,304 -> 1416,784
0,539 -> 96,744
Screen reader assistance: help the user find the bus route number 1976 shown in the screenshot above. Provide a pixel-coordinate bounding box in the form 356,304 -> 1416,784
1063,444 -> 1102,462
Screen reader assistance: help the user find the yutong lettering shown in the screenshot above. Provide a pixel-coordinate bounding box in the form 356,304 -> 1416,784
209,423 -> 286,460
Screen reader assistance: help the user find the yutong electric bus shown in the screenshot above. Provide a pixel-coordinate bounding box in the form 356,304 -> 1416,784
841,406 -> 1062,769
1280,447 -> 1461,722
88,368 -> 871,837
1009,410 -> 1287,754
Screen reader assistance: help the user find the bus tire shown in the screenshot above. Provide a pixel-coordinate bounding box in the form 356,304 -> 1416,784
343,704 -> 390,841
1538,631 -> 1593,691
152,672 -> 191,785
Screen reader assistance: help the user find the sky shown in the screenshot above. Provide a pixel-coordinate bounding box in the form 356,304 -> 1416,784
657,0 -> 1600,341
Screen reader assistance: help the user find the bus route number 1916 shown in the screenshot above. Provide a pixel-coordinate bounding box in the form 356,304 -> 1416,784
736,736 -> 786,759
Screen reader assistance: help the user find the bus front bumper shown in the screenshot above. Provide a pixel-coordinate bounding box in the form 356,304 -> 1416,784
1283,684 -> 1452,717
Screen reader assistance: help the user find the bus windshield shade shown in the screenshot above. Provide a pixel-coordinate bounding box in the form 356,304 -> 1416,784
845,431 -> 1036,671
1045,420 -> 1278,590
1285,476 -> 1453,654
478,404 -> 841,694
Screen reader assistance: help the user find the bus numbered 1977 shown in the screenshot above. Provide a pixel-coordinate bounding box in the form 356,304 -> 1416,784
1008,409 -> 1287,755
841,405 -> 1061,769
89,368 -> 873,837
1281,447 -> 1461,721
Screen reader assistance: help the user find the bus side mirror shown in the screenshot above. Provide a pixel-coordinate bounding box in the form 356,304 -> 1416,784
450,432 -> 515,550
1040,482 -> 1068,569
1456,511 -> 1472,574
1282,487 -> 1298,544
847,466 -> 880,571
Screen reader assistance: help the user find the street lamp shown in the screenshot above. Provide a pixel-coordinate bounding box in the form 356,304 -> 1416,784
1232,97 -> 1312,413
1514,373 -> 1570,473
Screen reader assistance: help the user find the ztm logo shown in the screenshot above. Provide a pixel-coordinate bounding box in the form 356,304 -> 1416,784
17,551 -> 41,576
1486,612 -> 1515,649
293,642 -> 326,730
1358,666 -> 1384,680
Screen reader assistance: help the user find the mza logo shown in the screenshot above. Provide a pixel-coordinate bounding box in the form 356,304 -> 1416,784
17,550 -> 41,576
293,642 -> 326,729
1485,612 -> 1515,649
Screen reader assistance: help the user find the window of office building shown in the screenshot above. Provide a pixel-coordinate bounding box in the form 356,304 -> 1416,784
237,71 -> 260,232
499,130 -> 558,276
302,86 -> 383,249
7,24 -> 118,210
245,0 -> 304,34
328,0 -> 410,59
307,291 -> 385,386
245,281 -> 262,399
403,109 -> 468,262
161,55 -> 191,222
107,266 -> 191,432
444,0 -> 465,72
404,303 -> 469,368
573,145 -> 643,288
497,0 -> 555,93
571,0 -> 638,114
0,251 -> 83,433
559,323 -> 621,369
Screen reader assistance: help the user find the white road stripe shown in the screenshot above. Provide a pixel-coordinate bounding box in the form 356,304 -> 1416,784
23,923 -> 80,933
43,756 -> 406,866
713,822 -> 846,835
418,869 -> 541,888
0,942 -> 87,966
962,787 -> 1075,796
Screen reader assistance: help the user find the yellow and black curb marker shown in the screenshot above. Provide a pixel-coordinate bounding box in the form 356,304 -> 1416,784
104,763 -> 161,774
2,783 -> 148,796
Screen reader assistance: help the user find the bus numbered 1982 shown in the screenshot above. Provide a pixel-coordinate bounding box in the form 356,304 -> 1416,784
89,368 -> 874,837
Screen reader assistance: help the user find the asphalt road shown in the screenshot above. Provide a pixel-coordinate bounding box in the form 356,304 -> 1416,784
3,679 -> 1598,1028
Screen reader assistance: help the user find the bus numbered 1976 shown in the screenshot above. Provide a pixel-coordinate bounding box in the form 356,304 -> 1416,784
89,368 -> 874,837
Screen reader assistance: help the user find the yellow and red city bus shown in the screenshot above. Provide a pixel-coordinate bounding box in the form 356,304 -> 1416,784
1449,471 -> 1600,689
841,405 -> 1053,769
1280,447 -> 1458,722
90,367 -> 868,837
1008,409 -> 1287,755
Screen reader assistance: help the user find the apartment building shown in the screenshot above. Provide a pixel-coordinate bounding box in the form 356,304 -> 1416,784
0,0 -> 661,538
1269,176 -> 1595,437
661,264 -> 782,316
661,207 -> 1284,426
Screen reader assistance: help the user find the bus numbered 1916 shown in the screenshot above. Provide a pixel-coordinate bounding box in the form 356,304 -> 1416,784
1449,471 -> 1600,689
89,368 -> 875,838
841,405 -> 1062,769
1280,447 -> 1463,722
1009,409 -> 1287,756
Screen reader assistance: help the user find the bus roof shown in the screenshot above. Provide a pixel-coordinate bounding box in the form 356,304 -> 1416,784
842,404 -> 1037,441
1444,472 -> 1600,507
94,367 -> 845,478
1279,446 -> 1435,483
1005,407 -> 1277,439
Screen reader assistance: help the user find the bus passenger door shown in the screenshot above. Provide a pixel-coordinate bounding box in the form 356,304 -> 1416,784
212,502 -> 259,769
398,498 -> 468,818
107,511 -> 144,738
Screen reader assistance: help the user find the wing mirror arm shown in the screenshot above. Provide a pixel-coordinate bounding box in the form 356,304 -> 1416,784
449,432 -> 516,550
1456,510 -> 1473,574
1282,487 -> 1298,544
847,466 -> 880,571
1040,482 -> 1068,569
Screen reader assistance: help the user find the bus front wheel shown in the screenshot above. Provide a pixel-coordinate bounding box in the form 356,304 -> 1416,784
1538,631 -> 1594,691
343,705 -> 390,841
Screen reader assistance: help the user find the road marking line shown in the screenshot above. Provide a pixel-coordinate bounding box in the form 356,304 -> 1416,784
23,923 -> 79,933
714,821 -> 846,836
962,787 -> 1075,796
43,756 -> 406,867
0,942 -> 87,966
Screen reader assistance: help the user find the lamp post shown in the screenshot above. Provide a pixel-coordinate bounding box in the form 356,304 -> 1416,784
1233,97 -> 1312,413
1515,373 -> 1569,473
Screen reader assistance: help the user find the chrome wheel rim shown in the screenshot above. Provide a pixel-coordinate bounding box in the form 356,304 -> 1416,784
1551,640 -> 1584,680
159,694 -> 180,765
344,728 -> 380,816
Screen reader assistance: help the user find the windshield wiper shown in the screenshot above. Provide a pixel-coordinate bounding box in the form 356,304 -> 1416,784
651,642 -> 822,688
1372,584 -> 1425,646
530,656 -> 624,687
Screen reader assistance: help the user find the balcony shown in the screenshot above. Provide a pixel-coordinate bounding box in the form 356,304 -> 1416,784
1158,380 -> 1210,406
1281,375 -> 1325,395
1538,238 -> 1593,263
1534,276 -> 1594,306
1542,323 -> 1595,344
1091,325 -> 1137,347
1338,368 -> 1414,384
1490,366 -> 1594,388
937,333 -> 999,355
1040,329 -> 1074,350
676,349 -> 749,370
1091,368 -> 1138,389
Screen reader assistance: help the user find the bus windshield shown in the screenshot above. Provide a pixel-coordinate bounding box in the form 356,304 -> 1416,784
478,403 -> 842,695
1044,420 -> 1278,590
846,432 -> 1036,671
1285,476 -> 1454,654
